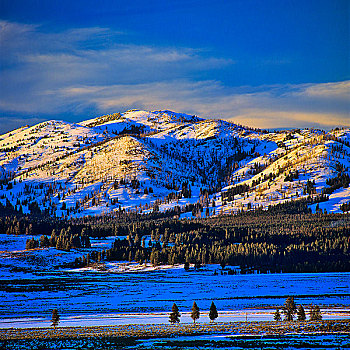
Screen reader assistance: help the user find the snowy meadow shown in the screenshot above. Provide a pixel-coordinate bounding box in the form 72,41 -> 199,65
0,234 -> 349,329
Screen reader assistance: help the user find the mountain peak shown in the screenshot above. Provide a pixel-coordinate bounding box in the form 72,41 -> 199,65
0,110 -> 349,218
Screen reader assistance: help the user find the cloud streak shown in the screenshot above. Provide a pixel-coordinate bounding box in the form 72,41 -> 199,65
0,20 -> 348,133
59,80 -> 350,129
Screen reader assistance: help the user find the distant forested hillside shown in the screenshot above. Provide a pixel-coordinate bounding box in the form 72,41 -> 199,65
1,199 -> 349,273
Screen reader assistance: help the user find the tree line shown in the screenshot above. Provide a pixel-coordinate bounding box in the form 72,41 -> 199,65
99,201 -> 350,273
2,198 -> 350,274
49,297 -> 323,329
169,301 -> 218,324
274,297 -> 322,322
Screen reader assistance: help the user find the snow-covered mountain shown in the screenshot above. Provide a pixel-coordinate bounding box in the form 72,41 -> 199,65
0,110 -> 349,217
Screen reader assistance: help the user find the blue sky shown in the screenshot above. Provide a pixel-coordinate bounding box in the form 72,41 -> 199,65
0,0 -> 349,133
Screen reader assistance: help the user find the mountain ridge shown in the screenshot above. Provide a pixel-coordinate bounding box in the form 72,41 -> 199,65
0,109 -> 349,218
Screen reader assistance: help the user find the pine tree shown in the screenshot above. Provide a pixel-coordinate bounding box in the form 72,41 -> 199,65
297,304 -> 306,321
274,308 -> 281,321
209,301 -> 218,322
310,304 -> 322,321
39,235 -> 50,248
282,296 -> 297,321
309,304 -> 314,320
169,303 -> 181,324
313,305 -> 322,320
191,301 -> 200,324
51,309 -> 60,328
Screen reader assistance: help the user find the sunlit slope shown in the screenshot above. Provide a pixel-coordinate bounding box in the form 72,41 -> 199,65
0,110 -> 349,217
0,120 -> 106,175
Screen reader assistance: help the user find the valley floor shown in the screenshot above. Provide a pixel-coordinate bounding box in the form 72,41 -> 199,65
2,308 -> 350,329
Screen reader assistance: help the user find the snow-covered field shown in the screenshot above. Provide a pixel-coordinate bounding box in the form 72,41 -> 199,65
0,234 -> 349,329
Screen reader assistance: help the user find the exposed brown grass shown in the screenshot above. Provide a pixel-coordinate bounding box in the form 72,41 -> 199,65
1,320 -> 349,341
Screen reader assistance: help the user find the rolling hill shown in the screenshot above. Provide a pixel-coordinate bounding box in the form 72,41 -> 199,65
0,110 -> 349,218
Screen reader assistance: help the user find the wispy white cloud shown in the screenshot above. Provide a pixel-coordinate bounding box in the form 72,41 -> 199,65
299,81 -> 350,100
59,79 -> 349,129
0,20 -> 349,133
0,21 -> 233,112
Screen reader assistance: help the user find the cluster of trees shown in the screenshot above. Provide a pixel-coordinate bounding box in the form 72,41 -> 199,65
325,132 -> 350,148
99,201 -> 350,273
144,134 -> 257,188
274,297 -> 322,322
221,183 -> 250,202
169,301 -> 218,324
84,112 -> 122,128
25,228 -> 91,251
0,145 -> 18,153
340,201 -> 350,213
222,176 -> 325,204
49,228 -> 91,251
49,302 -> 217,328
284,170 -> 299,182
49,298 -> 324,330
323,172 -> 350,195
2,192 -> 350,274
321,162 -> 350,196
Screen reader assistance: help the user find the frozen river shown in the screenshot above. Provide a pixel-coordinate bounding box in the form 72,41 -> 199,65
0,234 -> 349,328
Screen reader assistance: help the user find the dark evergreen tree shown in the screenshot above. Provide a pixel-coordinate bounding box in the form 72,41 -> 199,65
51,309 -> 60,328
191,301 -> 200,324
309,304 -> 315,320
314,305 -> 322,320
297,304 -> 306,321
282,296 -> 297,321
39,235 -> 50,248
310,304 -> 322,321
209,301 -> 218,322
274,308 -> 281,321
169,303 -> 181,324
25,237 -> 39,250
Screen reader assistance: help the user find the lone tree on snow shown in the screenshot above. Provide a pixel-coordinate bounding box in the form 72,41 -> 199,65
297,304 -> 306,321
209,301 -> 218,322
169,303 -> 181,324
191,301 -> 200,324
51,309 -> 60,328
309,304 -> 322,321
282,296 -> 297,321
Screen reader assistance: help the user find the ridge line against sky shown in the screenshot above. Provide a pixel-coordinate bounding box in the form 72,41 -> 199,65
0,0 -> 349,134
